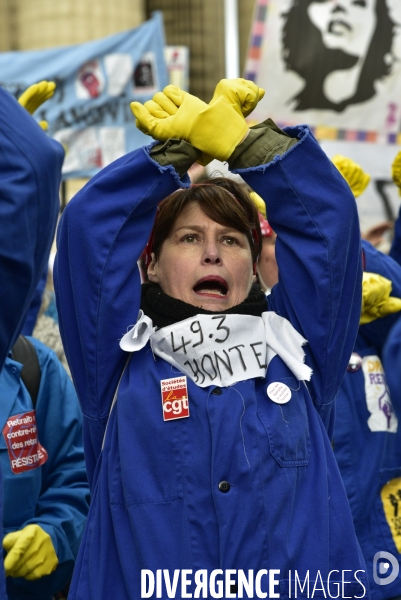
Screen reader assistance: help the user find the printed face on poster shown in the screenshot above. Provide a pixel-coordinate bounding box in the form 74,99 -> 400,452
245,0 -> 401,232
248,0 -> 401,131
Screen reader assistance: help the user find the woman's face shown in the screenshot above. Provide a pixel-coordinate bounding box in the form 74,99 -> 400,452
148,202 -> 255,311
307,0 -> 377,58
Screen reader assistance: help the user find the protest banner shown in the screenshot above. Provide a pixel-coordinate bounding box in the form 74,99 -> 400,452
244,0 -> 401,232
0,12 -> 168,178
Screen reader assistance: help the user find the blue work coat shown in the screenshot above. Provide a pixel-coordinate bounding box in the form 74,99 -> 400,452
334,240 -> 401,600
21,267 -> 48,336
0,87 -> 64,600
55,125 -> 366,599
0,338 -> 89,600
0,88 -> 63,371
390,204 -> 401,267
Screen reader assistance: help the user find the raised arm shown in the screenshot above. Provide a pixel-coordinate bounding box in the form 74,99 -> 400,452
54,145 -> 188,473
229,122 -> 362,419
0,88 -> 63,368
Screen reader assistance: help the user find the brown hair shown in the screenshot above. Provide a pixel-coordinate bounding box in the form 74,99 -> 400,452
151,177 -> 262,264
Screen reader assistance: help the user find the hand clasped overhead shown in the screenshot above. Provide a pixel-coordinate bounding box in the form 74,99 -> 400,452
130,82 -> 260,164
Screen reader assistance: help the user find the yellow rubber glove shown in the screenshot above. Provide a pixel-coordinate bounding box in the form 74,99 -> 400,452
391,150 -> 401,196
249,191 -> 267,218
140,79 -> 263,165
332,154 -> 370,198
18,81 -> 55,131
209,78 -> 265,118
131,85 -> 248,165
203,78 -> 264,165
3,524 -> 58,580
144,78 -> 265,121
360,272 -> 401,325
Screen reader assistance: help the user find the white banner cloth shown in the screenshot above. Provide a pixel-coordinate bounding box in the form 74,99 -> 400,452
120,311 -> 312,388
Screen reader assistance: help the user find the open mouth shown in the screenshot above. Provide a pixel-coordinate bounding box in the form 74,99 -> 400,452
193,277 -> 228,298
328,19 -> 352,35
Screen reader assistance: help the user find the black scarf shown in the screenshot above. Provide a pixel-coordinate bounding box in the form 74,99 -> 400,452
140,282 -> 268,329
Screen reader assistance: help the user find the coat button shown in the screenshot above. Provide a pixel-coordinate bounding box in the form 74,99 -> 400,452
211,387 -> 222,395
218,480 -> 230,493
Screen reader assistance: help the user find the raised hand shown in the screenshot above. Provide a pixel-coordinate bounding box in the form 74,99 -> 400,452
131,84 -> 248,164
210,78 -> 265,118
18,81 -> 55,130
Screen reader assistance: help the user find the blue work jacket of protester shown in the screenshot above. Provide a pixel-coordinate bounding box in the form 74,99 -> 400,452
333,240 -> 401,600
0,88 -> 64,600
0,88 -> 64,371
54,124 -> 367,599
383,313 -> 401,543
390,204 -> 401,267
0,337 -> 90,600
21,267 -> 48,336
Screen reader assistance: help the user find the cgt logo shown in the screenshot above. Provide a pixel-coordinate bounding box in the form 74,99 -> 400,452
373,552 -> 399,586
161,376 -> 190,421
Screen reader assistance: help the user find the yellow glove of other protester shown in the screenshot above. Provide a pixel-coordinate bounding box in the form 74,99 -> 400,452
332,154 -> 370,198
131,85 -> 248,165
18,81 -> 56,131
249,191 -> 267,218
209,78 -> 265,118
360,272 -> 401,325
3,524 -> 58,580
391,150 -> 401,196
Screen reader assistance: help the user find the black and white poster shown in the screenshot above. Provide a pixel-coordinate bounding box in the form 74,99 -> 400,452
245,0 -> 401,233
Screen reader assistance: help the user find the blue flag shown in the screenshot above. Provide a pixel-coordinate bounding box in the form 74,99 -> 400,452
0,12 -> 168,178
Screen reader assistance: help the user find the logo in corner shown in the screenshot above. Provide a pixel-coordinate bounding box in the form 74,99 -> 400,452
373,551 -> 399,586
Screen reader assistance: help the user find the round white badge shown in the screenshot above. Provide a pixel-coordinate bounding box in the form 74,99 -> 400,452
267,382 -> 292,404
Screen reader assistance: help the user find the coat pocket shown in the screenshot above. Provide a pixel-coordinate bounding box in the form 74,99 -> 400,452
257,377 -> 311,467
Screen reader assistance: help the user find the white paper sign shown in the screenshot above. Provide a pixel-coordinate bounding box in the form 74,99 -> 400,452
151,314 -> 268,388
362,355 -> 398,432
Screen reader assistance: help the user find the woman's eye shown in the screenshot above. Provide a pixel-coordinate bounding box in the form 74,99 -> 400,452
222,237 -> 238,246
181,234 -> 197,243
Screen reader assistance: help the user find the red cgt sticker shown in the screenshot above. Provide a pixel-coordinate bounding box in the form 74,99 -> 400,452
161,376 -> 190,421
2,411 -> 48,474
